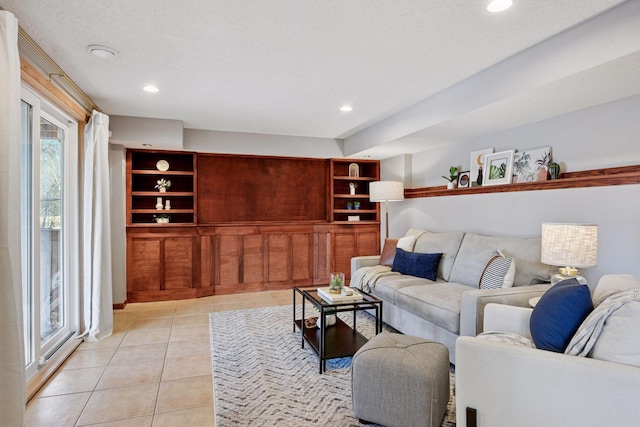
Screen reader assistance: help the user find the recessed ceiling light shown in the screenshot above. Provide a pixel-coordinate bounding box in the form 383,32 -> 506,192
143,85 -> 159,93
487,0 -> 513,12
87,44 -> 118,59
340,105 -> 353,112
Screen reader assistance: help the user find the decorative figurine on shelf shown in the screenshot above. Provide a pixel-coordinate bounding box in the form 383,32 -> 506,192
348,163 -> 360,178
153,214 -> 171,224
442,166 -> 459,190
476,166 -> 483,186
329,272 -> 345,294
548,162 -> 561,180
156,197 -> 163,210
155,178 -> 171,193
349,182 -> 358,195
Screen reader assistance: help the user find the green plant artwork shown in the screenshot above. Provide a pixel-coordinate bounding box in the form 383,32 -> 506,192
489,161 -> 507,179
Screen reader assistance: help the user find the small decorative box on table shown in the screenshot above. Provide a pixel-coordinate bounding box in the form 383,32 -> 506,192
293,286 -> 383,374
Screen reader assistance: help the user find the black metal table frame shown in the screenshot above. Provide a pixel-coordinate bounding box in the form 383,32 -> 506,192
293,286 -> 383,373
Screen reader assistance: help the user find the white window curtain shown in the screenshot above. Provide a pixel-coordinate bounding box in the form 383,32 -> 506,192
0,10 -> 26,426
82,110 -> 113,342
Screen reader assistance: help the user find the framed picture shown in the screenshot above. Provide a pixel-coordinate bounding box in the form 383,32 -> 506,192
483,150 -> 515,186
470,147 -> 494,187
457,170 -> 471,188
513,146 -> 551,183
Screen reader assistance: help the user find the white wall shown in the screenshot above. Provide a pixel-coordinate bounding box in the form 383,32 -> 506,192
184,128 -> 345,158
388,95 -> 640,287
109,144 -> 127,305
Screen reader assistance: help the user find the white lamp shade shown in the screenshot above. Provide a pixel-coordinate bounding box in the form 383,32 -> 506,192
541,223 -> 598,268
369,181 -> 404,202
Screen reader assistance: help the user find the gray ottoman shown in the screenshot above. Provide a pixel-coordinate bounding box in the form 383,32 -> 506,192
352,333 -> 450,427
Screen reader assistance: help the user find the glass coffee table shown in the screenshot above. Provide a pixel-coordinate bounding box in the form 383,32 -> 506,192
293,286 -> 383,374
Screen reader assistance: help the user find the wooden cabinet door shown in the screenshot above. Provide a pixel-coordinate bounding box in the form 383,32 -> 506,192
126,228 -> 199,302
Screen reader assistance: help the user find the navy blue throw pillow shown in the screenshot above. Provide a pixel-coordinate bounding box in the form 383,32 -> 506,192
530,278 -> 593,352
391,248 -> 442,281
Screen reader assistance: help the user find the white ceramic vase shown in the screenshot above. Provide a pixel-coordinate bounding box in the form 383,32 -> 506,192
317,313 -> 336,328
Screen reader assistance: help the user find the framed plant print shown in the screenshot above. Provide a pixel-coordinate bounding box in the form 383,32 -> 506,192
483,150 -> 515,186
470,147 -> 494,187
457,170 -> 471,188
513,146 -> 551,183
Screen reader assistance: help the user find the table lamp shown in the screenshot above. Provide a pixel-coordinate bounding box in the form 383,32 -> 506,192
369,181 -> 404,240
541,223 -> 598,285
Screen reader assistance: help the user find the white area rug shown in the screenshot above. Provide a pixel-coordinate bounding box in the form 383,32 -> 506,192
209,305 -> 456,426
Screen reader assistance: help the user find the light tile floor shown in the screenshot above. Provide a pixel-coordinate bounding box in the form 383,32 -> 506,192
26,290 -> 293,427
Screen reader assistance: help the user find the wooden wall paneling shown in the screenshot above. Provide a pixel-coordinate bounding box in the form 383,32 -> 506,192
332,232 -> 357,277
163,237 -> 196,289
356,229 -> 380,256
197,154 -> 328,223
127,237 -> 162,293
292,232 -> 312,281
242,234 -> 265,283
267,234 -> 290,282
217,234 -> 241,286
314,224 -> 331,285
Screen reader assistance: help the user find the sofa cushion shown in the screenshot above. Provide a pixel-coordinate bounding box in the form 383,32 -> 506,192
395,282 -> 470,334
530,278 -> 593,352
379,239 -> 398,267
592,274 -> 640,307
392,249 -> 442,281
479,251 -> 515,289
372,274 -> 438,304
589,300 -> 640,367
411,230 -> 465,281
449,233 -> 551,288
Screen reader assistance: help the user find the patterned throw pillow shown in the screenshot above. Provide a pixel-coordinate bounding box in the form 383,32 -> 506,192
479,251 -> 516,289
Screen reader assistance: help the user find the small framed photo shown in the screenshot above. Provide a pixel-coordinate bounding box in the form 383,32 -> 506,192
457,170 -> 471,188
483,150 -> 515,186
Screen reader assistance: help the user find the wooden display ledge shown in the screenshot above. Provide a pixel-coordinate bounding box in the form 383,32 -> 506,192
405,165 -> 640,199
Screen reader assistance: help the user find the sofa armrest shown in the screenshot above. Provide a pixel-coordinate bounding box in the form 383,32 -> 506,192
350,255 -> 381,276
459,284 -> 550,337
455,336 -> 640,427
483,303 -> 532,338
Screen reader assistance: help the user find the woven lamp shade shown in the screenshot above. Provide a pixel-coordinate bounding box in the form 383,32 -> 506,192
541,223 -> 598,268
369,181 -> 404,202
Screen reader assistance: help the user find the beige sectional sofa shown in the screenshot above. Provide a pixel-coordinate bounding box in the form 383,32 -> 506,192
350,228 -> 553,363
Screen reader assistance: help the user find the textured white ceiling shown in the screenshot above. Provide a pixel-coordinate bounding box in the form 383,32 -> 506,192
1,0 -> 635,157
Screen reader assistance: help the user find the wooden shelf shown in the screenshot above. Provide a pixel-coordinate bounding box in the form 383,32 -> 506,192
333,176 -> 377,181
131,170 -> 194,176
405,165 -> 640,199
333,194 -> 370,199
132,191 -> 194,197
334,209 -> 376,214
131,209 -> 194,214
330,159 -> 380,223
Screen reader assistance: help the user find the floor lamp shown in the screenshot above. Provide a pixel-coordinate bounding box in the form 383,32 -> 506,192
369,181 -> 404,241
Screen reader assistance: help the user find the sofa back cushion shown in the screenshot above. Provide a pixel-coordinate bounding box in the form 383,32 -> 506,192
449,233 -> 552,287
409,230 -> 465,281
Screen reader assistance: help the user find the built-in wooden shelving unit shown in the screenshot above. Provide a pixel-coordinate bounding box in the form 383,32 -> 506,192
405,165 -> 640,199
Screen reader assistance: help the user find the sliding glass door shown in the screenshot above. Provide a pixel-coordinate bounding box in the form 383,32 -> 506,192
21,87 -> 79,380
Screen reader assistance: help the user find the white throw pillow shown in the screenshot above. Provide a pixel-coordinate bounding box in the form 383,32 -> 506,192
588,300 -> 640,367
479,250 -> 516,289
592,274 -> 640,307
397,234 -> 417,252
